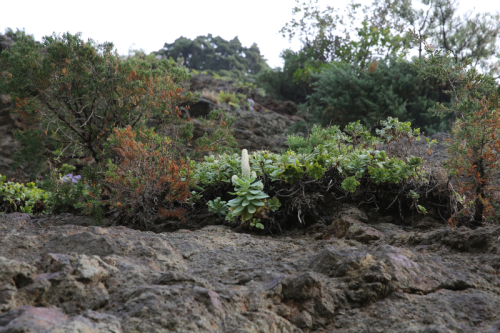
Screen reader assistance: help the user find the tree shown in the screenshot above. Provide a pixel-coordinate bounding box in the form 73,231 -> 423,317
280,0 -> 407,67
391,0 -> 500,76
389,0 -> 436,58
154,34 -> 269,78
4,28 -> 32,43
431,0 -> 500,76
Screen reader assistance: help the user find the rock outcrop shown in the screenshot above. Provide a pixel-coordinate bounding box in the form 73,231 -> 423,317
186,74 -> 296,153
1,211 -> 499,332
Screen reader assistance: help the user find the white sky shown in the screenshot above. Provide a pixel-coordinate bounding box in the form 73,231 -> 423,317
2,0 -> 499,68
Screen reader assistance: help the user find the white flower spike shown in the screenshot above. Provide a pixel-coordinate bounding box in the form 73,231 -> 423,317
241,149 -> 251,179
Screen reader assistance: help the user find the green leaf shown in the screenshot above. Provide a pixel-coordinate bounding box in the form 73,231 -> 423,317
227,199 -> 241,207
230,196 -> 244,204
241,210 -> 253,221
247,204 -> 256,214
250,180 -> 262,187
233,205 -> 245,214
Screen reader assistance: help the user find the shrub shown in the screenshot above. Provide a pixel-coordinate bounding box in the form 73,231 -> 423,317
39,164 -> 90,214
302,58 -> 451,134
411,31 -> 500,226
0,32 -> 195,172
0,175 -> 47,214
194,119 -> 425,190
98,126 -> 192,229
256,49 -> 315,104
193,118 -> 432,231
207,197 -> 228,216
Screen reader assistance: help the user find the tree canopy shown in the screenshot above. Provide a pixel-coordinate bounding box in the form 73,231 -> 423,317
281,0 -> 500,76
154,34 -> 269,77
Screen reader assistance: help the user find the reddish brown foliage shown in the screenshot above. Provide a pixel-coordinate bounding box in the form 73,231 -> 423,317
102,126 -> 191,229
447,97 -> 500,226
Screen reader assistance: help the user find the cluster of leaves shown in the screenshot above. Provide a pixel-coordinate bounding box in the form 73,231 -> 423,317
0,175 -> 47,214
411,31 -> 500,226
207,197 -> 228,217
227,175 -> 269,227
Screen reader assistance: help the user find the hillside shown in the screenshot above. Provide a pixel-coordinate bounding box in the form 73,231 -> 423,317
0,25 -> 499,333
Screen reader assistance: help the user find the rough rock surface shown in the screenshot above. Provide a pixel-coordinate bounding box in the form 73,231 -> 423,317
1,211 -> 499,332
186,74 -> 294,152
184,99 -> 293,153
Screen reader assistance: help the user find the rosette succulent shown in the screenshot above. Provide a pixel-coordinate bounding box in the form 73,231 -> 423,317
227,149 -> 270,223
227,175 -> 269,222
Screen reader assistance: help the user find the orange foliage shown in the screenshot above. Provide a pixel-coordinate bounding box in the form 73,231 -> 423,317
103,126 -> 192,227
447,101 -> 500,226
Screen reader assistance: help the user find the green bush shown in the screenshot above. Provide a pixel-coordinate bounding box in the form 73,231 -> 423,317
303,58 -> 451,134
193,118 -> 429,226
39,164 -> 90,214
0,175 -> 47,214
0,32 -> 196,173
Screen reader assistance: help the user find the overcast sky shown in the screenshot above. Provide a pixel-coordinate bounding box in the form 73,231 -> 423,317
2,0 -> 500,68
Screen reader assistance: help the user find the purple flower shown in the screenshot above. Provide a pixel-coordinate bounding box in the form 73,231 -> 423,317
247,99 -> 255,111
60,174 -> 81,184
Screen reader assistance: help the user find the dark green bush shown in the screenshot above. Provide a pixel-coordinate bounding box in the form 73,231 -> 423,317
303,58 -> 451,134
257,49 -> 315,104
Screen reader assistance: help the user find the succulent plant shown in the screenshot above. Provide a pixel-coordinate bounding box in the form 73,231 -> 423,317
227,149 -> 269,223
207,197 -> 228,216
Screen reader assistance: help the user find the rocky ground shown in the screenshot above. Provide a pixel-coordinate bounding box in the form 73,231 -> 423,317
1,209 -> 499,333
